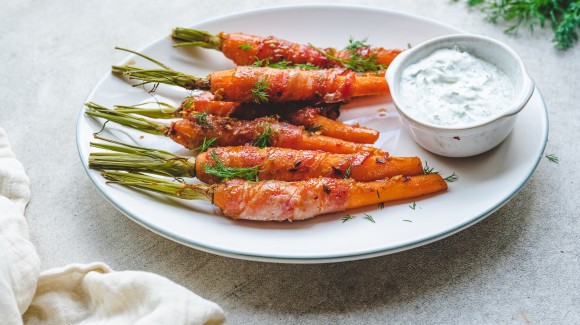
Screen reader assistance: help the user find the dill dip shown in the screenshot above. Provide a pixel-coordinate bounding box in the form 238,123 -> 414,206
399,46 -> 514,127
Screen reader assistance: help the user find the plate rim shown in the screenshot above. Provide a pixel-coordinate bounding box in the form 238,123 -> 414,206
76,4 -> 549,263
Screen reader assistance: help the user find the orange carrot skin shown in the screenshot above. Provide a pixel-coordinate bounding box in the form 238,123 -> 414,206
211,175 -> 447,221
209,67 -> 387,104
219,32 -> 402,69
180,96 -> 240,117
168,115 -> 386,155
195,147 -> 423,184
285,107 -> 379,144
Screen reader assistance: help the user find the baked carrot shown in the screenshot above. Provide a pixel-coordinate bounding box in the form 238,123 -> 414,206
89,137 -> 423,184
111,47 -> 388,103
171,28 -> 402,72
284,107 -> 379,144
115,98 -> 379,144
101,171 -> 447,221
85,103 -> 386,155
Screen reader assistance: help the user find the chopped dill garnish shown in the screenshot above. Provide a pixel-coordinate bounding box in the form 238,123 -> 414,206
294,62 -> 320,70
344,164 -> 351,179
238,43 -> 252,51
545,154 -> 559,164
194,137 -> 218,152
407,43 -> 413,49
308,37 -> 385,72
423,161 -> 457,182
252,57 -> 320,70
251,77 -> 270,104
423,161 -> 438,175
268,60 -> 292,69
443,172 -> 458,183
378,202 -> 385,210
345,36 -> 371,51
191,111 -> 213,129
306,124 -> 323,134
341,214 -> 357,223
376,190 -> 380,199
201,150 -> 261,181
363,213 -> 375,223
254,123 -> 273,148
403,219 -> 413,223
409,202 -> 417,210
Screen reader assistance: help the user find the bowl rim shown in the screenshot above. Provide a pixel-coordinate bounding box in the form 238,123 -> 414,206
386,33 -> 535,131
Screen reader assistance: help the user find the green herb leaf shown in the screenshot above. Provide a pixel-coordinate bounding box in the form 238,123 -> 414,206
409,202 -> 417,210
443,172 -> 458,183
306,124 -> 323,134
363,213 -> 375,223
254,123 -> 273,148
238,43 -> 252,51
201,150 -> 261,181
251,77 -> 270,104
378,202 -> 385,210
403,219 -> 413,223
344,165 -> 351,179
191,111 -> 213,129
341,214 -> 357,223
545,153 -> 559,164
194,137 -> 219,152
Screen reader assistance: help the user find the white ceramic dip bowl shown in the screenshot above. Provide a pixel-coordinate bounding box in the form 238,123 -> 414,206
386,34 -> 534,157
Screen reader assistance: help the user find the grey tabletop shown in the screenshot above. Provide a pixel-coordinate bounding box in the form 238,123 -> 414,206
2,0 -> 579,324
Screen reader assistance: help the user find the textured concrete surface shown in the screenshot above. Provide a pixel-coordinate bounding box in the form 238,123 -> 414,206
1,0 -> 579,323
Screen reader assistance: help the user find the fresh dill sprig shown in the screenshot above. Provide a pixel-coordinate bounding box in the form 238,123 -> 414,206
294,62 -> 320,70
423,161 -> 439,175
306,124 -> 323,134
191,111 -> 213,129
423,161 -> 458,182
341,214 -> 357,223
345,36 -> 371,51
252,57 -> 321,70
251,77 -> 270,104
545,153 -> 559,164
378,202 -> 385,210
456,0 -> 580,50
344,165 -> 352,179
194,137 -> 218,152
444,172 -> 459,183
201,150 -> 261,181
363,213 -> 375,223
238,43 -> 252,51
308,37 -> 385,72
409,202 -> 417,210
254,123 -> 273,148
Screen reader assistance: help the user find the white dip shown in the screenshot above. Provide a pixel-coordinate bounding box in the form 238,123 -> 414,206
400,47 -> 514,126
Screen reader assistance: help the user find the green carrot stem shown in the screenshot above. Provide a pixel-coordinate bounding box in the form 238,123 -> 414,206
111,65 -> 210,90
89,136 -> 196,177
114,102 -> 181,119
85,102 -> 168,135
171,28 -> 222,50
101,171 -> 212,201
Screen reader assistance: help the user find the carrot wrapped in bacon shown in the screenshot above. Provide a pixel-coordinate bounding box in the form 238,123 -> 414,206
115,98 -> 379,144
171,28 -> 402,72
101,171 -> 447,221
85,103 -> 385,155
89,137 -> 423,184
112,64 -> 388,104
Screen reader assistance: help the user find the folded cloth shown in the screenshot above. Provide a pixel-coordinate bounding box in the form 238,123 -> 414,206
0,127 -> 225,325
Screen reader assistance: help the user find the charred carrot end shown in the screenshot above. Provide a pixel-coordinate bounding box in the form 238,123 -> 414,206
346,174 -> 448,209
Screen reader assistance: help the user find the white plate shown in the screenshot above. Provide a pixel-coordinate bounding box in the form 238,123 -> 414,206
77,4 -> 548,263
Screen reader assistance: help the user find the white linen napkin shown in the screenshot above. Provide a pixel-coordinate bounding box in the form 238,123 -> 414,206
0,127 -> 225,325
